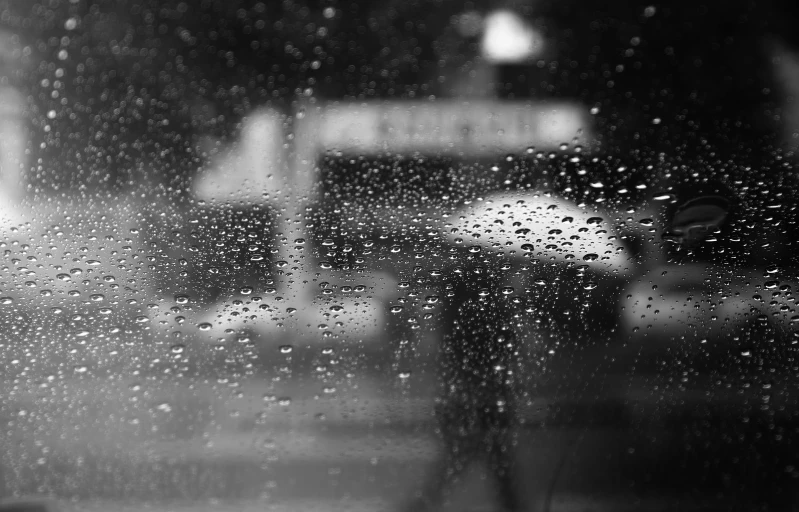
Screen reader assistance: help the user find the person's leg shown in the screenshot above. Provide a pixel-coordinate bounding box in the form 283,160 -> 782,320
398,402 -> 482,512
484,401 -> 525,512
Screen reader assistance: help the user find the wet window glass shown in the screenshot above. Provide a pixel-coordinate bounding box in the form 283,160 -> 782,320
2,1 -> 799,511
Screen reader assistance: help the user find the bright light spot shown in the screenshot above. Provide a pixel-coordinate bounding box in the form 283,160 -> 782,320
481,10 -> 544,64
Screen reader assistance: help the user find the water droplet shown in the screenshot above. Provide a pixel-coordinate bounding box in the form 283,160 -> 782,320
390,305 -> 404,313
0,297 -> 13,305
198,322 -> 213,331
583,282 -> 598,290
70,268 -> 83,276
56,273 -> 71,281
666,195 -> 729,243
86,260 -> 101,266
90,294 -> 105,302
280,345 -> 293,354
170,344 -> 185,354
583,254 -> 599,261
156,403 -> 172,413
398,371 -> 412,379
501,287 -> 515,295
175,294 -> 189,304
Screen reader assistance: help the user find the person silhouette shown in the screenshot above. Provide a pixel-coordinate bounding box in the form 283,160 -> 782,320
400,259 -> 527,512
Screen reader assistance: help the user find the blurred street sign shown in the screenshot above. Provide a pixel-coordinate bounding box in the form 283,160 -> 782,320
300,100 -> 590,157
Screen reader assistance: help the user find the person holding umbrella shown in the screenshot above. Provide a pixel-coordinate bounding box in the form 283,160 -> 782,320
400,192 -> 631,511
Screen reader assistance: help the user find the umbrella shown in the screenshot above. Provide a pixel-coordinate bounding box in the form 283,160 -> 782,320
442,191 -> 633,275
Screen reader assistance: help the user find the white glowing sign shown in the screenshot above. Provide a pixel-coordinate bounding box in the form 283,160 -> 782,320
481,9 -> 545,64
304,101 -> 590,156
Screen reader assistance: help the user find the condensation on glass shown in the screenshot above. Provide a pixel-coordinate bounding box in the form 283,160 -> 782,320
1,1 -> 799,511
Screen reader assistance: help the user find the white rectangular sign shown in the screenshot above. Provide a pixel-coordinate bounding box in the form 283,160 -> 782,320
304,100 -> 591,155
